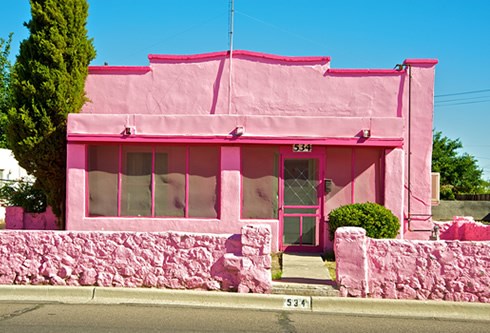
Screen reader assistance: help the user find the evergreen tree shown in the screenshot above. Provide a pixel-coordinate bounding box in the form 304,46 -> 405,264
0,33 -> 13,149
8,0 -> 96,227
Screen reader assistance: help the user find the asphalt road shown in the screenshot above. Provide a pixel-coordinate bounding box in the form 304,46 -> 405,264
0,303 -> 489,333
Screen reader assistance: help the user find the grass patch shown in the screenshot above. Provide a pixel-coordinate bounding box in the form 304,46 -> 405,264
323,250 -> 336,281
271,252 -> 283,280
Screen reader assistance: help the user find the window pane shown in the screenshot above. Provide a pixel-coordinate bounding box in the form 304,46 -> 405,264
283,159 -> 318,206
283,216 -> 300,244
88,145 -> 118,217
121,146 -> 152,216
188,146 -> 219,218
242,146 -> 278,219
154,146 -> 186,217
302,216 -> 316,245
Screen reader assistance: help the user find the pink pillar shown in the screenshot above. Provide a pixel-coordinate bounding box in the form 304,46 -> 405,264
66,143 -> 86,230
220,146 -> 241,224
384,148 -> 404,238
335,227 -> 368,297
403,60 -> 437,236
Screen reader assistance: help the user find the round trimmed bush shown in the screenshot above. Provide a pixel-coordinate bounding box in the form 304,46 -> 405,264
328,202 -> 400,240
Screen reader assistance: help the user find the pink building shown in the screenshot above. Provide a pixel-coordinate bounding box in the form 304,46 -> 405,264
66,50 -> 437,252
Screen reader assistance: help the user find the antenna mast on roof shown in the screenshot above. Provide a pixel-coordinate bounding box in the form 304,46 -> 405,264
228,0 -> 234,114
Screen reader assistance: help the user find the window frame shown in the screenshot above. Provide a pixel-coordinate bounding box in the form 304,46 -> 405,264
87,144 -> 220,219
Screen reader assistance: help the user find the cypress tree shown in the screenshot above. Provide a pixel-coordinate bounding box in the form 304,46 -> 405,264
0,33 -> 13,148
8,0 -> 96,228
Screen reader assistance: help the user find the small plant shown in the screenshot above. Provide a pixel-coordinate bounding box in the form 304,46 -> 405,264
323,250 -> 336,281
0,178 -> 47,213
328,202 -> 400,240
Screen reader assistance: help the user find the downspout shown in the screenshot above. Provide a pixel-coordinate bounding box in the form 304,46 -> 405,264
407,64 -> 412,229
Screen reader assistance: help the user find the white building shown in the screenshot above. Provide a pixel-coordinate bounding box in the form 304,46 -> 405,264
0,148 -> 29,220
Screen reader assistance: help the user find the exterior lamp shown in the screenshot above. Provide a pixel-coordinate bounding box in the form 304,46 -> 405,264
235,126 -> 245,136
362,129 -> 371,138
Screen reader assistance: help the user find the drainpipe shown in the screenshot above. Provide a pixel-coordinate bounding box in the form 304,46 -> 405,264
407,64 -> 412,228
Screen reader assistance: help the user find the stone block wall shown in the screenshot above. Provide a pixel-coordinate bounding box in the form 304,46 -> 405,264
434,217 -> 490,241
0,225 -> 272,293
5,206 -> 58,230
335,227 -> 490,303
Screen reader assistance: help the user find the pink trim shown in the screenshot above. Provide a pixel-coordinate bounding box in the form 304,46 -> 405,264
151,146 -> 155,217
233,50 -> 330,64
284,205 -> 318,209
149,51 -> 227,62
278,153 -> 285,250
327,69 -> 404,75
184,146 -> 190,218
351,148 -> 355,203
148,50 -> 330,64
84,145 -> 89,217
239,148 -> 244,220
279,150 -> 325,251
67,135 -> 403,148
217,146 -> 222,219
284,213 -> 318,217
403,59 -> 438,65
88,66 -> 151,74
117,145 -> 122,217
299,216 -> 303,245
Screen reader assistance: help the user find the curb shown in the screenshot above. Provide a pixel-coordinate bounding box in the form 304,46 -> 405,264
0,285 -> 489,322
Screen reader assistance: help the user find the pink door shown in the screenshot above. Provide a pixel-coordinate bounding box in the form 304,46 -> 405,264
279,149 -> 324,252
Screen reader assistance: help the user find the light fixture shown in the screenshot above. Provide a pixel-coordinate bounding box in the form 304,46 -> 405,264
124,126 -> 135,136
362,129 -> 371,138
235,126 -> 245,136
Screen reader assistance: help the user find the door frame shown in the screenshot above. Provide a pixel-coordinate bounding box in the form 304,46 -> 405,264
278,146 -> 325,252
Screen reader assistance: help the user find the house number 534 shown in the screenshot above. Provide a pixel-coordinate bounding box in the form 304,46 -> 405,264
283,296 -> 310,309
293,144 -> 312,152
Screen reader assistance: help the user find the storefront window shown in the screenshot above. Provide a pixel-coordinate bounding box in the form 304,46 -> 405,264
87,145 -> 219,218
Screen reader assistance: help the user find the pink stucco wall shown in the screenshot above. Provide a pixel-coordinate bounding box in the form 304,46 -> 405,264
66,50 -> 437,250
335,227 -> 490,303
5,206 -> 58,230
0,224 -> 272,293
435,217 -> 490,241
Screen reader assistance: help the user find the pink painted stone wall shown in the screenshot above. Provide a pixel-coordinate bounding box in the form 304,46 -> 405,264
5,206 -> 58,230
435,217 -> 490,241
335,227 -> 490,303
0,225 -> 272,293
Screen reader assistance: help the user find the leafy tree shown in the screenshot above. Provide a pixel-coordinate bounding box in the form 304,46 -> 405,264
0,33 -> 13,149
7,0 -> 96,228
432,130 -> 488,199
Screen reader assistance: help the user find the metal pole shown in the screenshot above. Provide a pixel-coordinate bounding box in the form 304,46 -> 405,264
228,0 -> 234,114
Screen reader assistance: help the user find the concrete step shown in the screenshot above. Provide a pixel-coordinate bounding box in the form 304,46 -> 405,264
272,281 -> 339,297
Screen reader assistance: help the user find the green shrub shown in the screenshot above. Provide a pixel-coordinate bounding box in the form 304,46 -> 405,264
440,185 -> 456,200
328,202 -> 400,240
0,179 -> 47,213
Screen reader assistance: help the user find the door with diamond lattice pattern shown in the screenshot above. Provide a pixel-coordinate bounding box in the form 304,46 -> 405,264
280,155 -> 324,252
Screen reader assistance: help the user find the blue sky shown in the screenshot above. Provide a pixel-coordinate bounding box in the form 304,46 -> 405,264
1,0 -> 490,179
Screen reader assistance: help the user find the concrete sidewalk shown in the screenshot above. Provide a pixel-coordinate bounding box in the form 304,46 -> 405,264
0,285 -> 489,323
272,253 -> 339,296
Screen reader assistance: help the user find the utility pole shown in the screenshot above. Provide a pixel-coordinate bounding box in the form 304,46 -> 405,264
228,0 -> 234,114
